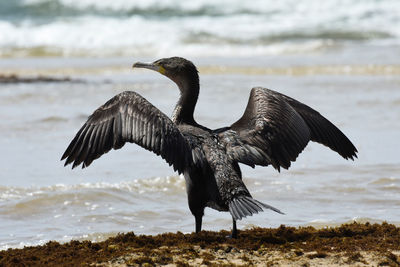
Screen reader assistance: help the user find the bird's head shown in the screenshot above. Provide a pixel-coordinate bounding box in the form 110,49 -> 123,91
133,57 -> 199,91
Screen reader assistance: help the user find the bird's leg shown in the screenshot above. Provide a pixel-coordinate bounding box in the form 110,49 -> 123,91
195,214 -> 202,233
231,218 -> 238,238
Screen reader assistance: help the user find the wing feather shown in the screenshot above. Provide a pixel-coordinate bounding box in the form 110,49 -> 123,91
272,89 -> 358,160
61,91 -> 192,173
218,87 -> 357,171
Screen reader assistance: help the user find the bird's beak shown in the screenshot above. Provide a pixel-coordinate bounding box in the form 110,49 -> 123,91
132,62 -> 166,74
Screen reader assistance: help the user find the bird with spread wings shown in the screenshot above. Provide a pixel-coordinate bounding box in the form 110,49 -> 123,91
62,57 -> 357,238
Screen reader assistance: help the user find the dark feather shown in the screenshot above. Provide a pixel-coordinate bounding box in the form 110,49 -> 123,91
61,91 -> 192,173
218,87 -> 357,171
229,196 -> 283,220
272,90 -> 358,160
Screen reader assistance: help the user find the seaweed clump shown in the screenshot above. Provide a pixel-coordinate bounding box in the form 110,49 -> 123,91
0,222 -> 399,266
0,74 -> 81,83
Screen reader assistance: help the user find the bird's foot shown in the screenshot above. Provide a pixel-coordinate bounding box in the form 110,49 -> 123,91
226,230 -> 238,239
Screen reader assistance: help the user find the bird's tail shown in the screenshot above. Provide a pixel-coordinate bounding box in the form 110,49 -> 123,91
228,196 -> 284,221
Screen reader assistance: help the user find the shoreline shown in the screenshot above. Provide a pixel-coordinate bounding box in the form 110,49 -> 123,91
1,222 -> 399,266
1,63 -> 400,77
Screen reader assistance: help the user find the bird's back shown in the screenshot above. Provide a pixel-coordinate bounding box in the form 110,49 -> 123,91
178,124 -> 251,211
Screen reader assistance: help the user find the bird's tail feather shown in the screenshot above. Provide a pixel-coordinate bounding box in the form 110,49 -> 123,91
228,196 -> 284,221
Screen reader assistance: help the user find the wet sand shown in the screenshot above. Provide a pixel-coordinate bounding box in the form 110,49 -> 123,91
1,222 -> 399,266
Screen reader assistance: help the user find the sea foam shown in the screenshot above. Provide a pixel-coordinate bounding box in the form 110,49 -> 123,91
0,0 -> 399,57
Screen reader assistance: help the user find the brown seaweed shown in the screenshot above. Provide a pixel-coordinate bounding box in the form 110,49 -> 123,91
0,222 -> 399,266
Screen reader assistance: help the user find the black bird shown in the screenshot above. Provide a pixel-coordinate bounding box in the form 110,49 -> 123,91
61,57 -> 357,238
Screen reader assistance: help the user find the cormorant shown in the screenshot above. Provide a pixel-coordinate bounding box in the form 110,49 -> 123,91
61,57 -> 357,238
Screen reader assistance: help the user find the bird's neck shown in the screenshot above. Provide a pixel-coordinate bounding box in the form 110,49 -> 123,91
172,77 -> 199,125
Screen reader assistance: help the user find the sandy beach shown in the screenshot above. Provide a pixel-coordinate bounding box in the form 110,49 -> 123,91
1,222 -> 399,266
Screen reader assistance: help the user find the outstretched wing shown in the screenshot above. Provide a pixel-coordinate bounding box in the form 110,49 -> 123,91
217,87 -> 357,171
61,91 -> 192,173
268,89 -> 358,160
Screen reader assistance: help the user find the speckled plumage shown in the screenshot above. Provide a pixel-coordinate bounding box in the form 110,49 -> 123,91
62,57 -> 357,238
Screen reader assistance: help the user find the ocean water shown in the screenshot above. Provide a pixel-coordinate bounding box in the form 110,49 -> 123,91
0,0 -> 400,57
1,0 -> 400,250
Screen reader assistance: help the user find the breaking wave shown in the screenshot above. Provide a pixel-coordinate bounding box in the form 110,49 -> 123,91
0,0 -> 399,57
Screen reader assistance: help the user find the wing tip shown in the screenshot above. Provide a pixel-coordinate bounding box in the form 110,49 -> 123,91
342,145 -> 358,161
60,154 -> 67,161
